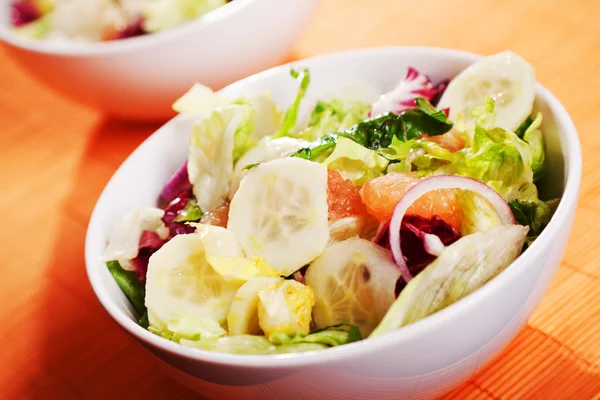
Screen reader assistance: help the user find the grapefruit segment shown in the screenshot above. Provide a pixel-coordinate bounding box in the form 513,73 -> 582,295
359,172 -> 461,231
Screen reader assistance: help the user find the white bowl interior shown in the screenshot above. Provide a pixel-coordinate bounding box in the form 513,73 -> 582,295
85,47 -> 579,367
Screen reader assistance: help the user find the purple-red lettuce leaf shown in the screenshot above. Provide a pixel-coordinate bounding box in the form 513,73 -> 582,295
376,215 -> 460,296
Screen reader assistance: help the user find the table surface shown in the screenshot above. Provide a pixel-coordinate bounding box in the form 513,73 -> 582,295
1,0 -> 599,399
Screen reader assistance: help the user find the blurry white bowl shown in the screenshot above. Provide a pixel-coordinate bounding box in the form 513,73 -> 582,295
0,0 -> 319,121
85,47 -> 581,399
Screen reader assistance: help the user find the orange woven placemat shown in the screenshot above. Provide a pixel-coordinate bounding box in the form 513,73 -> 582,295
0,0 -> 599,398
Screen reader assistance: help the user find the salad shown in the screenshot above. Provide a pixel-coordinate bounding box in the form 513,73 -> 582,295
104,51 -> 557,355
9,0 -> 231,42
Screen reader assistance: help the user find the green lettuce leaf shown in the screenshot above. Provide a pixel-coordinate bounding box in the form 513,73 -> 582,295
149,314 -> 227,343
381,136 -> 456,176
515,115 -> 535,138
268,323 -> 362,347
521,113 -> 546,181
171,324 -> 361,355
371,225 -> 528,338
273,68 -> 311,138
139,311 -> 149,329
106,261 -> 146,315
455,98 -> 533,201
172,198 -> 203,222
323,137 -> 389,184
509,183 -> 553,240
13,14 -> 51,39
291,134 -> 338,161
180,335 -> 276,354
297,99 -> 370,141
272,343 -> 328,353
342,97 -> 452,150
233,93 -> 282,140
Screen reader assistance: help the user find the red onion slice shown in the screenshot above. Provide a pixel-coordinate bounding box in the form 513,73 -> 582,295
422,233 -> 445,257
389,175 -> 515,283
371,221 -> 389,244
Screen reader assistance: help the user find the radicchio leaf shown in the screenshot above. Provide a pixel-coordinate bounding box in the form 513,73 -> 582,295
161,187 -> 199,238
131,230 -> 167,281
10,0 -> 40,27
158,161 -> 192,209
370,68 -> 448,117
376,215 -> 460,296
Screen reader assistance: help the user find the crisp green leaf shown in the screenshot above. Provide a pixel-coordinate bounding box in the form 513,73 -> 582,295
13,14 -> 51,39
515,115 -> 535,139
522,113 -> 546,181
272,343 -> 328,353
273,68 -> 311,138
291,134 -> 338,161
268,323 -> 362,347
509,183 -> 553,240
149,315 -> 227,343
232,93 -> 282,139
297,99 -> 370,140
323,137 -> 389,184
343,98 -> 452,150
381,136 -> 456,175
455,98 -> 534,202
242,163 -> 260,171
173,199 -> 203,222
106,261 -> 146,315
139,311 -> 149,329
180,335 -> 276,354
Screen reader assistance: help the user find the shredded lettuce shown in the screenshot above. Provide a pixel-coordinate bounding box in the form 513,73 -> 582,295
172,323 -> 361,355
297,99 -> 370,140
233,93 -> 282,140
273,68 -> 311,138
341,97 -> 452,149
180,335 -> 276,354
381,136 -> 455,176
268,323 -> 361,347
509,183 -> 553,241
172,198 -> 203,222
12,13 -> 51,38
292,98 -> 452,164
323,137 -> 389,185
454,98 -> 534,202
521,113 -> 546,181
292,134 -> 338,161
272,342 -> 328,353
149,314 -> 227,343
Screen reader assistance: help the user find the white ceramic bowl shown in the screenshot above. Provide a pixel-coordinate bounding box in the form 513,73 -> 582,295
0,0 -> 319,121
85,47 -> 581,399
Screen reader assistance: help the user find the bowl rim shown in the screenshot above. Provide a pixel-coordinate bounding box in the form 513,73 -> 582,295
85,46 -> 582,369
0,0 -> 253,56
